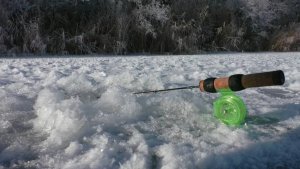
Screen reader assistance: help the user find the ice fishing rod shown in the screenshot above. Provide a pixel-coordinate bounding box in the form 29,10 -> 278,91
134,70 -> 285,125
134,70 -> 285,94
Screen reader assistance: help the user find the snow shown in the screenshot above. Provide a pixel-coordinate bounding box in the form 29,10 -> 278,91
0,53 -> 300,169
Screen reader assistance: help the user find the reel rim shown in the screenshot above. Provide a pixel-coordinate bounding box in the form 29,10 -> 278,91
213,92 -> 247,125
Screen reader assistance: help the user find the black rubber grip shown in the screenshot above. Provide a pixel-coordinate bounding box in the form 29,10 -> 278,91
272,70 -> 285,85
241,70 -> 285,89
203,78 -> 217,93
228,74 -> 245,91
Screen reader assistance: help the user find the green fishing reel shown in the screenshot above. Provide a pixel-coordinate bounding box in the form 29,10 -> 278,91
213,89 -> 247,125
135,70 -> 285,126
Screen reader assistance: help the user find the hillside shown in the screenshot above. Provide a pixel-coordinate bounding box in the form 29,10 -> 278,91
0,0 -> 299,55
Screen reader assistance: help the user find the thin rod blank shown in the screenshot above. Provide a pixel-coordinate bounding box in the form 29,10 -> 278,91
134,86 -> 199,94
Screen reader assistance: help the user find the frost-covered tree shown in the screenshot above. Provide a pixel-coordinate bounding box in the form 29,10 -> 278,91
123,0 -> 170,53
129,0 -> 169,38
0,0 -> 46,54
167,0 -> 211,53
240,0 -> 287,27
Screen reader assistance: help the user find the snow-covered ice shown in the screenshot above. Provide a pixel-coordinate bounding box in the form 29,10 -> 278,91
0,53 -> 300,169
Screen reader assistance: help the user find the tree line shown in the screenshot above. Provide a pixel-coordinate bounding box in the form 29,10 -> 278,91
0,0 -> 299,55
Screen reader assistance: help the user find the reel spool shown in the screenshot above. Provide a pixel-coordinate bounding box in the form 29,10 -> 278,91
213,89 -> 247,125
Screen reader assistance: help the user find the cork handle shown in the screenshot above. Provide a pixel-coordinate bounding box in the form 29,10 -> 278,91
241,70 -> 285,88
199,70 -> 285,93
